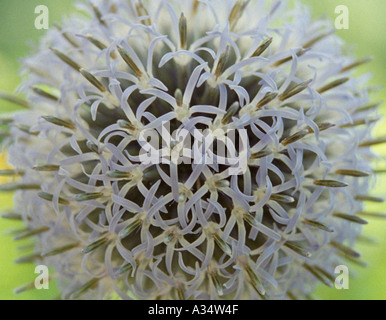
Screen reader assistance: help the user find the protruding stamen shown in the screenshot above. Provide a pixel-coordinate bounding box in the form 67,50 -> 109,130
14,227 -> 49,241
119,219 -> 142,239
340,117 -> 380,128
68,278 -> 101,299
357,211 -> 386,219
38,192 -> 69,205
82,237 -> 109,254
0,169 -> 24,176
284,241 -> 312,258
303,219 -> 334,233
340,56 -> 373,73
86,140 -> 100,153
355,195 -> 384,203
222,102 -> 239,124
214,46 -> 230,79
251,37 -> 273,57
281,129 -> 309,146
333,213 -> 368,225
317,77 -> 350,94
335,169 -> 370,177
1,212 -> 22,220
85,34 -> 117,59
303,264 -> 333,288
54,23 -> 80,48
33,164 -> 60,172
174,89 -> 183,107
229,0 -> 250,31
74,192 -> 104,202
117,263 -> 133,277
270,193 -> 295,203
0,183 -> 40,191
42,243 -> 79,257
32,86 -> 59,101
42,116 -> 75,130
14,124 -> 39,136
331,241 -> 361,258
355,101 -> 382,113
50,47 -> 81,71
314,180 -> 348,188
279,80 -> 312,101
251,149 -> 272,159
0,91 -> 30,109
117,45 -> 143,78
303,30 -> 334,49
136,0 -> 151,26
256,92 -> 277,109
179,13 -> 187,49
106,170 -> 132,179
209,271 -> 224,296
92,4 -> 107,27
212,233 -> 232,256
244,264 -> 265,296
359,137 -> 386,148
80,68 -> 107,92
273,48 -> 309,66
15,253 -> 42,264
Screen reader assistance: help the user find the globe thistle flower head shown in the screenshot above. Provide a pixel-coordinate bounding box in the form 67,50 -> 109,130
0,0 -> 382,300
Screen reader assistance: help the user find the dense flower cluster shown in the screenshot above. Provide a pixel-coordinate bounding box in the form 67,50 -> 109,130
0,0 -> 381,299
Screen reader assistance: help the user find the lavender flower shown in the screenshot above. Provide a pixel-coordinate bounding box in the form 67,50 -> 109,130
0,0 -> 382,300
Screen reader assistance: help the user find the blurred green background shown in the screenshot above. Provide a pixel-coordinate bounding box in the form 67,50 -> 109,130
0,0 -> 384,300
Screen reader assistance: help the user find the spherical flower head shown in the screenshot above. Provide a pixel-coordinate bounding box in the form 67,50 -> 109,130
0,0 -> 381,300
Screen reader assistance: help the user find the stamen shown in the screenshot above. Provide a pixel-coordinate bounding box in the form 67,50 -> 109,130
303,263 -> 333,287
214,46 -> 230,79
355,195 -> 384,203
317,77 -> 350,94
251,37 -> 273,57
359,137 -> 386,148
0,183 -> 40,191
50,47 -> 81,72
32,86 -> 59,101
92,4 -> 107,27
0,169 -> 24,176
303,219 -> 334,233
256,92 -> 277,109
80,68 -> 107,92
333,213 -> 368,225
213,233 -> 232,256
82,237 -> 109,254
33,164 -> 60,172
279,80 -> 312,101
42,243 -> 79,257
117,45 -> 143,78
179,13 -> 187,49
269,193 -> 295,203
13,226 -> 49,241
284,241 -> 312,258
281,129 -> 309,146
119,219 -> 142,239
330,241 -> 361,258
303,30 -> 334,49
74,192 -> 104,202
251,149 -> 272,159
42,116 -> 75,130
0,91 -> 30,109
335,169 -> 370,177
222,102 -> 239,124
38,191 -> 69,205
136,1 -> 151,26
313,180 -> 348,188
340,56 -> 372,73
68,278 -> 101,299
85,34 -> 117,59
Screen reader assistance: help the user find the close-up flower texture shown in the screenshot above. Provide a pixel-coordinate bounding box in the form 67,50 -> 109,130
0,0 -> 384,300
